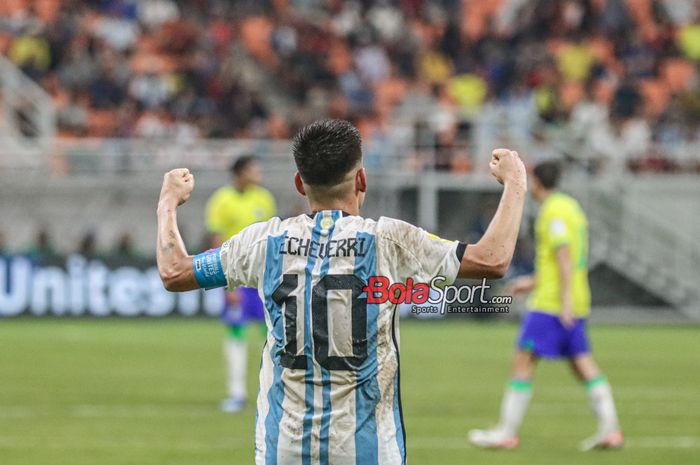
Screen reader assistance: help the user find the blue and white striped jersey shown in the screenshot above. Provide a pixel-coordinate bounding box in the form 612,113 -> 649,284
219,210 -> 461,465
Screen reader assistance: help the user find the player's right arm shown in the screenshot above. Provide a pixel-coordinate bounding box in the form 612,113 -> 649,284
458,149 -> 527,279
506,275 -> 535,296
156,168 -> 200,291
157,168 -> 263,292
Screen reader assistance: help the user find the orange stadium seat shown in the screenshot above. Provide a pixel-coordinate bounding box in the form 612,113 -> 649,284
624,0 -> 658,42
639,79 -> 671,116
240,16 -> 274,63
35,0 -> 61,24
0,0 -> 28,16
661,59 -> 696,94
462,0 -> 504,40
560,82 -> 585,111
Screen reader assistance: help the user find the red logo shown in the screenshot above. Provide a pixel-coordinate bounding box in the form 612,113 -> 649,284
362,276 -> 431,304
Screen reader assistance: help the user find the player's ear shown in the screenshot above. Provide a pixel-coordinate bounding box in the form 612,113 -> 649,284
356,168 -> 367,193
294,172 -> 307,197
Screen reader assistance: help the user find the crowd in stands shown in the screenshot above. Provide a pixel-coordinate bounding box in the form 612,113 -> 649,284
0,227 -> 145,260
1,0 -> 700,172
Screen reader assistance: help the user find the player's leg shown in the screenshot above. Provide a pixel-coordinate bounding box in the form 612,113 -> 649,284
566,319 -> 623,450
221,286 -> 267,413
222,323 -> 249,412
500,350 -> 537,436
469,311 -> 557,449
220,289 -> 248,413
468,350 -> 537,448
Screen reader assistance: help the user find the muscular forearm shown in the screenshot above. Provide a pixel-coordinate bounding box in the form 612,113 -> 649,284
460,180 -> 527,278
156,200 -> 195,291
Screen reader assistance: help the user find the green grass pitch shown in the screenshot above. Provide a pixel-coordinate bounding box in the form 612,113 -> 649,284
1,319 -> 698,465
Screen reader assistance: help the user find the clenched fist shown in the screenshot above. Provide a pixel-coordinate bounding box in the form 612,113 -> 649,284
489,149 -> 527,189
159,168 -> 195,207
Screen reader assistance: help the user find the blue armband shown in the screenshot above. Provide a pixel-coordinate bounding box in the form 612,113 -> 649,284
192,248 -> 227,289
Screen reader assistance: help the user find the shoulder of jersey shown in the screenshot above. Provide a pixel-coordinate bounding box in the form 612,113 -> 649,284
542,193 -> 570,212
556,193 -> 581,213
237,215 -> 285,242
374,216 -> 416,240
250,185 -> 274,196
211,185 -> 236,199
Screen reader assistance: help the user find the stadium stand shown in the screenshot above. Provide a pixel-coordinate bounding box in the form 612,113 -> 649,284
1,0 -> 700,172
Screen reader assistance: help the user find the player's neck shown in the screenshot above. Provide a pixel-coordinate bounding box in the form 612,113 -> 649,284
536,189 -> 556,203
232,179 -> 250,193
307,197 -> 360,216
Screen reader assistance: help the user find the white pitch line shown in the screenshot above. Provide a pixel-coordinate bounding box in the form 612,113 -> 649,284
0,404 -> 218,419
626,436 -> 700,448
0,433 -> 697,451
0,437 -> 248,450
408,436 -> 700,450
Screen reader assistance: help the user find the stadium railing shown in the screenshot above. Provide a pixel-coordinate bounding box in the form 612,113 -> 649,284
577,175 -> 700,319
1,133 -> 698,320
0,55 -> 55,159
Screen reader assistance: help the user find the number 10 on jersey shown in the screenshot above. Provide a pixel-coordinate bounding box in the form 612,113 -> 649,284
272,273 -> 369,371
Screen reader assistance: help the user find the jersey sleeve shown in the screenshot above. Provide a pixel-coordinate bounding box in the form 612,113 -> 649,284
378,217 -> 464,286
219,220 -> 271,289
546,215 -> 572,249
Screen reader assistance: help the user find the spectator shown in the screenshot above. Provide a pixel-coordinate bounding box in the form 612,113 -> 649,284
113,232 -> 139,259
0,0 -> 698,173
0,231 -> 7,256
78,231 -> 98,258
137,0 -> 180,31
27,228 -> 56,260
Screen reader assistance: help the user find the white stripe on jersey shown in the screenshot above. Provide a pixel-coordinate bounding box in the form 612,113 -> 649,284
220,211 -> 461,465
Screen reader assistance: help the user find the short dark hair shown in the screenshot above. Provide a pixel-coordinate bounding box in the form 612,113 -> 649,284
292,119 -> 362,186
533,161 -> 561,189
230,155 -> 257,176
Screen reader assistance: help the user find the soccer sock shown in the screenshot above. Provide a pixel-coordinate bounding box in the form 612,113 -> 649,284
585,375 -> 619,434
224,339 -> 247,399
498,379 -> 533,437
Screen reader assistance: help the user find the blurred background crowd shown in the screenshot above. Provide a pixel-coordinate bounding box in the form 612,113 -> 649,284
2,0 -> 700,173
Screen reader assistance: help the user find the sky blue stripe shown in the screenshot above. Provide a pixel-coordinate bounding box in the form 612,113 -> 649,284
302,214 -> 323,465
318,211 -> 341,465
392,327 -> 406,464
262,232 -> 287,465
354,232 -> 379,465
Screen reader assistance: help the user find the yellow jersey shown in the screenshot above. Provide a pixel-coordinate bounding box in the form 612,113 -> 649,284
528,192 -> 591,317
205,185 -> 276,242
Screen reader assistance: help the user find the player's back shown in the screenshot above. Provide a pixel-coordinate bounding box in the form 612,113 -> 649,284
220,210 -> 463,465
530,192 -> 590,316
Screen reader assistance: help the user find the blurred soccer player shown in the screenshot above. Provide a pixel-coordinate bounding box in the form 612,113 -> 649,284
205,156 -> 276,413
156,119 -> 527,465
469,161 -> 623,451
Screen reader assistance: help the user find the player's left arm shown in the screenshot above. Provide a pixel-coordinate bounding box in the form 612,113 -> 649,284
459,149 -> 527,278
156,168 -> 199,291
555,244 -> 575,328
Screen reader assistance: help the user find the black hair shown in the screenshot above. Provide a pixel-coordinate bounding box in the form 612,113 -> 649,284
533,161 -> 561,189
230,155 -> 258,176
292,119 -> 362,186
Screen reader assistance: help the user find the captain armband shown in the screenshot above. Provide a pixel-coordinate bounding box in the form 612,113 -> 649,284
192,248 -> 227,289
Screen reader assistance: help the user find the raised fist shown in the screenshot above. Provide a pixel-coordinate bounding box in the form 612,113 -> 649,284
489,149 -> 527,189
159,168 -> 195,206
